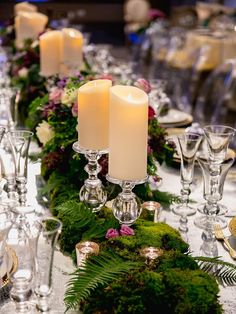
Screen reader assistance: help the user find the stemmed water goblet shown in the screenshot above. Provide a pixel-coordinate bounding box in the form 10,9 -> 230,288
197,125 -> 235,218
172,132 -> 202,240
194,157 -> 235,230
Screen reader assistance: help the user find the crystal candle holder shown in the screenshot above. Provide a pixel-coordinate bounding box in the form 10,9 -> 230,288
73,141 -> 108,212
106,175 -> 148,225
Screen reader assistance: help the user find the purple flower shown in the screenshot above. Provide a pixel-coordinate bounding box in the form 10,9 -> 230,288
120,225 -> 135,236
57,77 -> 68,89
134,78 -> 152,94
105,228 -> 119,239
42,102 -> 58,118
49,87 -> 62,104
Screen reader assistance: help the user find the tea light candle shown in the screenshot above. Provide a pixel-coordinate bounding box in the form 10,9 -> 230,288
15,12 -> 48,48
75,241 -> 99,267
77,79 -> 112,150
61,28 -> 83,70
109,85 -> 148,181
14,2 -> 37,15
39,30 -> 62,77
140,247 -> 163,264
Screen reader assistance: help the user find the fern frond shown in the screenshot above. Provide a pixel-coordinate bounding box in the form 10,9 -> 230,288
64,251 -> 142,311
194,256 -> 236,286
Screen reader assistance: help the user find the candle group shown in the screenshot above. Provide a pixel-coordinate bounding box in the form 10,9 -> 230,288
39,28 -> 84,77
77,82 -> 148,181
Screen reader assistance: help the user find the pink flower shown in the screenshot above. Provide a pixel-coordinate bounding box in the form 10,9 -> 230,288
134,78 -> 152,94
148,106 -> 155,119
120,225 -> 135,236
49,87 -> 62,104
105,228 -> 119,239
71,102 -> 78,117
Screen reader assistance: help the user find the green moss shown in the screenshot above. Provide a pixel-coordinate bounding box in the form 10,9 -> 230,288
82,268 -> 221,314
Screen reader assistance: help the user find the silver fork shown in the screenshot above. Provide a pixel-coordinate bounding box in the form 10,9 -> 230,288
214,224 -> 236,259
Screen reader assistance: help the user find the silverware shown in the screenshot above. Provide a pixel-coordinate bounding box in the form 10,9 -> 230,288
214,224 -> 236,259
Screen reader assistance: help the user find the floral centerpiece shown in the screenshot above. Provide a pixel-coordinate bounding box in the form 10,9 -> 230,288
27,73 -> 176,211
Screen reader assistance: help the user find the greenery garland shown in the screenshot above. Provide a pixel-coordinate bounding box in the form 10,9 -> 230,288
54,200 -> 222,314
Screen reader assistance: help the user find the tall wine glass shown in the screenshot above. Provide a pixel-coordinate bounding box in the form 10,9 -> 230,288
194,157 -> 234,230
35,217 -> 62,312
9,130 -> 33,207
203,125 -> 235,215
172,133 -> 202,239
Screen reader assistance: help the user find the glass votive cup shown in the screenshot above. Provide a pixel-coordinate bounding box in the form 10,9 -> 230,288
142,201 -> 162,223
75,241 -> 100,267
140,247 -> 163,265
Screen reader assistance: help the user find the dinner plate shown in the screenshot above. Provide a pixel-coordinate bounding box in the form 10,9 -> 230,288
223,235 -> 236,251
158,109 -> 192,125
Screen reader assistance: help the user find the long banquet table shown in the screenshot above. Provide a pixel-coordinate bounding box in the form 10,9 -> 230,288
1,145 -> 236,313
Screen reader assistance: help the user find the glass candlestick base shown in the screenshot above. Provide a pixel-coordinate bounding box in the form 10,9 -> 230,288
106,175 -> 148,225
73,141 -> 108,212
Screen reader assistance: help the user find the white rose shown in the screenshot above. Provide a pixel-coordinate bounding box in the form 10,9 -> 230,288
36,121 -> 55,146
18,67 -> 28,78
61,88 -> 78,107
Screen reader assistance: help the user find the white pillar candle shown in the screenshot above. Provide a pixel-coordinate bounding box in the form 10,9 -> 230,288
14,2 -> 37,15
39,30 -> 62,77
61,28 -> 83,70
78,79 -> 112,150
109,85 -> 148,181
15,11 -> 48,48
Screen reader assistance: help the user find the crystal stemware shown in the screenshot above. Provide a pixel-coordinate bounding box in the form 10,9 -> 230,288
204,125 -> 235,165
172,133 -> 202,240
9,130 -> 33,206
35,217 -> 62,312
173,133 -> 202,215
194,156 -> 235,230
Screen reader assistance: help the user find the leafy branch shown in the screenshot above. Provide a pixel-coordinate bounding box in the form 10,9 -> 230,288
64,251 -> 142,311
194,256 -> 236,286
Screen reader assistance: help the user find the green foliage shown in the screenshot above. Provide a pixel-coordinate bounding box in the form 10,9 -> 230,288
65,251 -> 142,311
26,94 -> 49,130
195,256 -> 236,286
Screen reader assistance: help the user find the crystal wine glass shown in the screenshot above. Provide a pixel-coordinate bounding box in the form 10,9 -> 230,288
172,132 -> 202,239
9,130 -> 33,206
203,124 -> 235,215
194,156 -> 235,230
